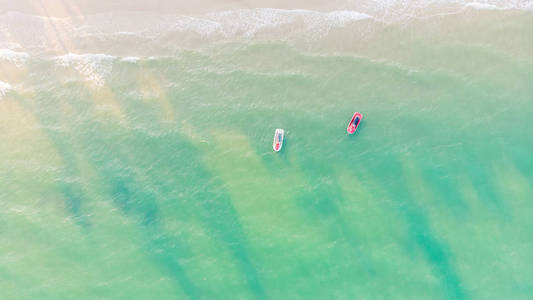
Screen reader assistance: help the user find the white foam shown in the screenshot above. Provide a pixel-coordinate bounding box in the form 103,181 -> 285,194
55,53 -> 115,87
465,2 -> 504,10
167,15 -> 224,36
202,9 -> 373,39
0,80 -> 12,97
116,31 -> 138,35
1,3 -> 530,53
463,1 -> 533,11
0,49 -> 29,67
121,56 -> 140,63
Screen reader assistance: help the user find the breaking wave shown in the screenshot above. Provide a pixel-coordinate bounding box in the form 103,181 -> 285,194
54,53 -> 115,87
0,49 -> 29,67
0,80 -> 12,97
0,2 -> 530,54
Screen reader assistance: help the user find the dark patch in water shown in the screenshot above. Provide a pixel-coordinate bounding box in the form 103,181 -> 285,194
367,156 -> 467,300
163,132 -> 267,299
15,91 -> 92,230
60,184 -> 90,229
59,85 -> 266,298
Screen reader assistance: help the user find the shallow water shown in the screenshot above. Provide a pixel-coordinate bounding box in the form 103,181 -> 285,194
0,2 -> 533,299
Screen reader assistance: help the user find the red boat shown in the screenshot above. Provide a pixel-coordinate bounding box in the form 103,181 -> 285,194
347,112 -> 363,134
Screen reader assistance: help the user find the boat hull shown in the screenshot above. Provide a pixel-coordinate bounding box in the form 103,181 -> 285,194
273,129 -> 284,152
347,112 -> 363,134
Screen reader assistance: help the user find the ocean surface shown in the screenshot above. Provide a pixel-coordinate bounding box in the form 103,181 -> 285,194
1,1 -> 533,299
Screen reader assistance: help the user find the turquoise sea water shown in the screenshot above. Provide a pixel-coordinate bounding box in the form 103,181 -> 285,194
1,5 -> 533,300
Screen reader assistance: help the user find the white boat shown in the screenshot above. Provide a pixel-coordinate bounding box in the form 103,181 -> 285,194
273,128 -> 284,152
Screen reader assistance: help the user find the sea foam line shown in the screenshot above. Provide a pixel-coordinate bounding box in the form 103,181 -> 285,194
464,1 -> 533,11
0,80 -> 12,97
121,56 -> 140,63
0,49 -> 29,66
202,8 -> 374,38
465,2 -> 504,10
54,53 -> 115,87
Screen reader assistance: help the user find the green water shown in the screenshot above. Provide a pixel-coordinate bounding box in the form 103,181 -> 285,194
1,9 -> 533,300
